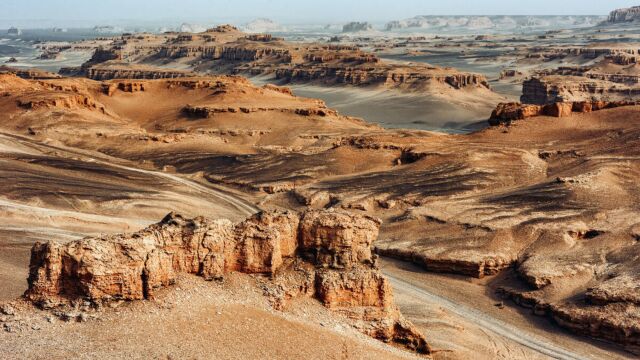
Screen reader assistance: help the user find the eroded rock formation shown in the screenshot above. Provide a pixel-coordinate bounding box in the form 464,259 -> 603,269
342,22 -> 374,33
86,66 -> 196,80
0,65 -> 62,80
56,25 -> 492,94
608,6 -> 640,23
24,209 -> 430,354
521,76 -> 640,105
488,100 -> 637,124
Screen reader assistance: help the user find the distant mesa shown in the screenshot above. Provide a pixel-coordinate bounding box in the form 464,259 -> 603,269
384,15 -> 603,32
93,25 -> 120,34
342,22 -> 373,33
243,18 -> 285,33
7,27 -> 22,36
51,27 -> 68,33
608,6 -> 640,23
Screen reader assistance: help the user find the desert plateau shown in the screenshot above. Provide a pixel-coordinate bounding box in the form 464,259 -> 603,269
1,1 -> 640,359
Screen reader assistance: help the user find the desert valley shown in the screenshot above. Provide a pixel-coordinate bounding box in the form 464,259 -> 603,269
1,2 -> 640,359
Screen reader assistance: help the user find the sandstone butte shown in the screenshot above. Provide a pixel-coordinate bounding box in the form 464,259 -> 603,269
24,209 -> 431,355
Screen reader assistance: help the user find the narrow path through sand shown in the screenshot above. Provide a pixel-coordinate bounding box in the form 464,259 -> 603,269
383,271 -> 586,360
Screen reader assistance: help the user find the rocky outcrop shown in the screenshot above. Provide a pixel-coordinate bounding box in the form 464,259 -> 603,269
24,210 -> 430,354
65,25 -> 491,96
608,6 -> 640,23
521,76 -> 640,105
245,34 -> 282,42
536,67 -> 640,84
86,66 -> 195,80
527,47 -> 640,63
182,104 -> 337,118
0,66 -> 61,80
342,22 -> 373,33
262,83 -> 293,95
91,47 -> 122,62
376,246 -> 512,278
275,66 -> 489,90
156,45 -> 291,61
489,100 -> 637,125
497,287 -> 640,352
102,81 -> 146,96
17,93 -> 107,113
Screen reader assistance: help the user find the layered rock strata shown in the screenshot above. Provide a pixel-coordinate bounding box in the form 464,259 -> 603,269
527,47 -> 640,64
24,210 -> 430,354
182,104 -> 337,118
275,67 -> 489,90
608,6 -> 640,23
59,25 -> 491,93
488,100 -> 637,124
497,287 -> 640,353
86,66 -> 195,80
521,76 -> 640,105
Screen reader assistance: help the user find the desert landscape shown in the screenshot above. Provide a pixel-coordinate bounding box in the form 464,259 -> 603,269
1,1 -> 640,359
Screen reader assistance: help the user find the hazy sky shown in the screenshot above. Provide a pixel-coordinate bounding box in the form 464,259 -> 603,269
1,0 -> 638,23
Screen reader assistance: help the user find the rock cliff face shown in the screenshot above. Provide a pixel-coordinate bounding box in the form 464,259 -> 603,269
86,66 -> 195,80
498,286 -> 640,352
182,104 -> 337,118
489,100 -> 637,124
24,210 -> 430,354
17,93 -> 106,112
156,45 -> 291,61
521,76 -> 640,105
63,26 -> 491,94
527,47 -> 640,63
342,22 -> 373,33
537,66 -> 640,84
275,66 -> 490,90
608,6 -> 640,23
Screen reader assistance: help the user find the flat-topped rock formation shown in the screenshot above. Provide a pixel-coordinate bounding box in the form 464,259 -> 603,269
489,100 -> 638,124
342,22 -> 374,33
25,209 -> 430,354
608,6 -> 640,23
54,25 -> 494,97
85,64 -> 196,80
521,76 -> 640,105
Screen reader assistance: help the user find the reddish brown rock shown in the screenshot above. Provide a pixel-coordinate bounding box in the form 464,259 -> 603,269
543,102 -> 572,117
489,100 -> 638,125
24,209 -> 430,355
299,210 -> 380,269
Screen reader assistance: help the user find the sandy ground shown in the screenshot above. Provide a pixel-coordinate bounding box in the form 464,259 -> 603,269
0,274 -> 421,360
246,77 -> 501,133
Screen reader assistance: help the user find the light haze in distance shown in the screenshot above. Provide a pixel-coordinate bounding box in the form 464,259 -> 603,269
0,0 -> 637,26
